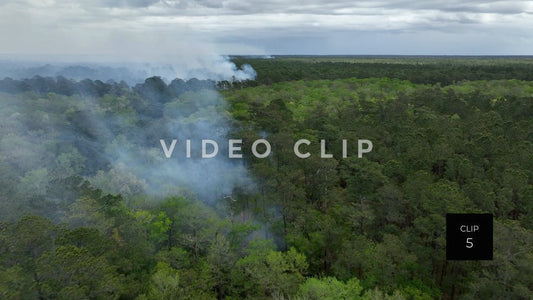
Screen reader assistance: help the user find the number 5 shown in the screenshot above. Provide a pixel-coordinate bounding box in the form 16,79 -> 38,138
466,237 -> 473,248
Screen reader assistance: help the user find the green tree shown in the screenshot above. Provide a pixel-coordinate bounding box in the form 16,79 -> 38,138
231,242 -> 307,298
298,276 -> 364,300
37,245 -> 124,299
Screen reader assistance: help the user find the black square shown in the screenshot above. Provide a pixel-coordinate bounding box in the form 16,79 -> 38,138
446,213 -> 493,260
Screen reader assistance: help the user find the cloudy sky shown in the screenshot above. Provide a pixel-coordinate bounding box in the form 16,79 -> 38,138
0,0 -> 532,59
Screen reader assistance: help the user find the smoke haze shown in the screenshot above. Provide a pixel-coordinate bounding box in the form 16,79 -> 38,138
0,57 -> 256,85
0,59 -> 256,220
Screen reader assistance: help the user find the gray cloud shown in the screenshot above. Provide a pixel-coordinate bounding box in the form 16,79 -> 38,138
0,0 -> 532,56
96,0 -> 161,8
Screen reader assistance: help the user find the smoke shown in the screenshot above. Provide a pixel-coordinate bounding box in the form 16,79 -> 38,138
0,56 -> 257,85
92,86 -> 255,201
0,58 -> 257,221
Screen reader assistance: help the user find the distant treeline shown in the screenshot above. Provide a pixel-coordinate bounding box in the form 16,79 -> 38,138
0,75 -> 216,99
230,57 -> 533,86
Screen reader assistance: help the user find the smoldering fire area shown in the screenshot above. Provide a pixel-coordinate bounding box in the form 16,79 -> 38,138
0,59 -> 257,221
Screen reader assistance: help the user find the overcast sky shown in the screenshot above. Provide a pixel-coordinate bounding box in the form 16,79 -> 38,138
0,0 -> 532,59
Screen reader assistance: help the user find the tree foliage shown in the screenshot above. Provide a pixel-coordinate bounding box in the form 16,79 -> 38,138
0,58 -> 532,298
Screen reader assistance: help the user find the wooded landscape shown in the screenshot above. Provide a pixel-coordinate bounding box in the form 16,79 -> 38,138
0,57 -> 532,299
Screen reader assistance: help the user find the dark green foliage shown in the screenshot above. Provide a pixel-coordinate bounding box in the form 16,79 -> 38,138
231,56 -> 533,86
224,73 -> 533,298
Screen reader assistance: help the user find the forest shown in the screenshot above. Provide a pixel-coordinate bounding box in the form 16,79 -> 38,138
0,57 -> 532,299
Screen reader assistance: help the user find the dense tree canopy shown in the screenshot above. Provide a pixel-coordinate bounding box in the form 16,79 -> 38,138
0,57 -> 532,299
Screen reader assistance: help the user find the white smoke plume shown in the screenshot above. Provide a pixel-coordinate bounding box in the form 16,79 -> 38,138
0,57 -> 256,85
0,58 -> 257,218
92,87 -> 255,201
